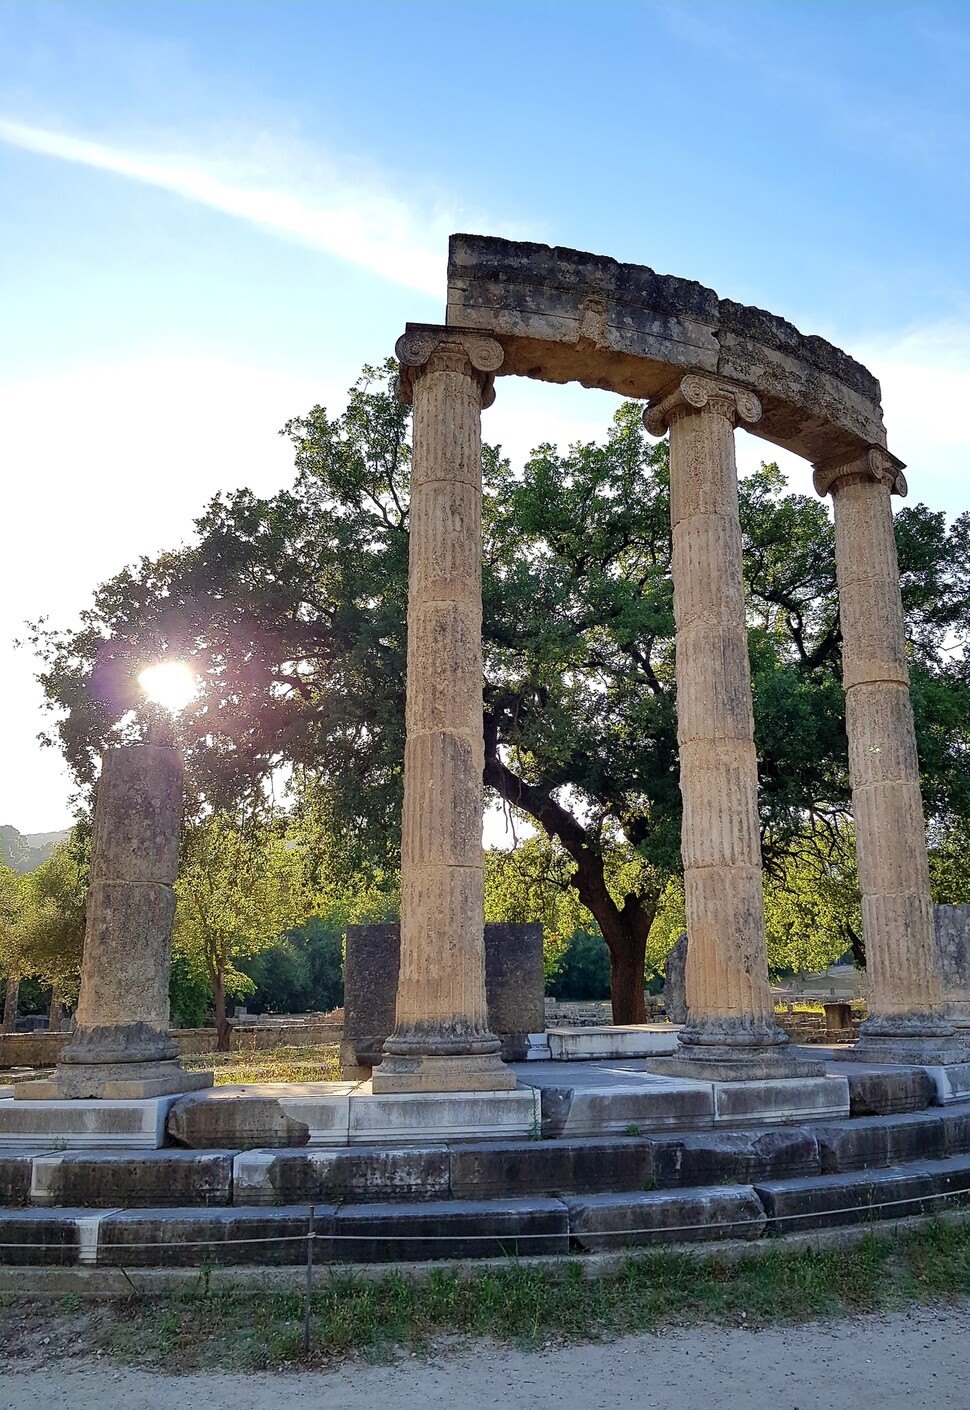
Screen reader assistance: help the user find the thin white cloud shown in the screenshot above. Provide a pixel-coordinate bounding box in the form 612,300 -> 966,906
0,117 -> 448,296
853,324 -> 970,512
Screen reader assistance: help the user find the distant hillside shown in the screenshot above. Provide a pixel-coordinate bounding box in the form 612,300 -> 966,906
0,825 -> 71,873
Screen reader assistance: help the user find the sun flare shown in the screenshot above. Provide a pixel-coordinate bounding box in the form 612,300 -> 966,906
138,661 -> 198,714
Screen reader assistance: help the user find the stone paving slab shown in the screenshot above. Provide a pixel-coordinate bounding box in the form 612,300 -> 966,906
448,1137 -> 656,1200
97,1205 -> 324,1268
0,1096 -> 179,1148
347,1088 -> 536,1145
924,1063 -> 970,1105
234,1145 -> 452,1206
0,1207 -> 110,1265
712,1075 -> 849,1125
648,1127 -> 820,1187
546,1025 -> 681,1061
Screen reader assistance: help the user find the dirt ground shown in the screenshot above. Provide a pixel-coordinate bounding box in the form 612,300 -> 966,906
1,1304 -> 968,1410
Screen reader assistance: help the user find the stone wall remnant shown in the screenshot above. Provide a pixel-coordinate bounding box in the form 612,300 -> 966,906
343,922 -> 544,1073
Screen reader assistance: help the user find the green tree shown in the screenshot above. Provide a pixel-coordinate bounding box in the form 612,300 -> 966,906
173,815 -> 315,1049
30,365 -> 970,1023
762,829 -> 863,975
484,837 -> 591,984
0,862 -> 26,1032
15,837 -> 88,1023
242,936 -> 312,1015
929,824 -> 970,907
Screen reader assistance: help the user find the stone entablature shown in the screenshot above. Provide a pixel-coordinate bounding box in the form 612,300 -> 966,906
447,234 -> 887,467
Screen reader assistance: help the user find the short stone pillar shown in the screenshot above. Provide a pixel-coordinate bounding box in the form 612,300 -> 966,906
936,905 -> 970,1029
645,376 -> 819,1079
372,324 -> 515,1093
19,739 -> 211,1099
815,449 -> 963,1064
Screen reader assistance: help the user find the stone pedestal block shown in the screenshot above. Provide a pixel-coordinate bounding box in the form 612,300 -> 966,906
936,905 -> 970,1027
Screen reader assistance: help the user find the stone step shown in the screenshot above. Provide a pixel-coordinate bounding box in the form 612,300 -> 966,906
0,1199 -> 570,1267
844,1066 -> 938,1116
565,1186 -> 766,1250
330,1197 -> 568,1263
6,1104 -> 970,1211
98,1206 -> 314,1268
754,1154 -> 970,1234
27,1149 -> 234,1208
9,1156 -> 970,1266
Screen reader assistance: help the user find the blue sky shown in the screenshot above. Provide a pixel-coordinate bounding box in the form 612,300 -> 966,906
2,0 -> 969,831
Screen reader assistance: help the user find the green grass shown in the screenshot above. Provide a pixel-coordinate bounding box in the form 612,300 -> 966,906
180,1044 -> 342,1085
8,1220 -> 970,1371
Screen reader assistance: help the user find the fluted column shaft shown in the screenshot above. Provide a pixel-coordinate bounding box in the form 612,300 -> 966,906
374,324 -> 515,1093
24,738 -> 213,1100
815,449 -> 959,1058
646,377 -> 791,1072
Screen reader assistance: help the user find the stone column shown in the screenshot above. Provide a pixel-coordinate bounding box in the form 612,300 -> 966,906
814,449 -> 963,1064
22,738 -> 212,1099
645,375 -> 819,1079
373,324 -> 515,1093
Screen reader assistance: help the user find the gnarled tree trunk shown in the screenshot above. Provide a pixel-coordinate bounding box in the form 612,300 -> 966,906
2,976 -> 20,1034
47,981 -> 63,1032
212,968 -> 232,1052
484,741 -> 658,1024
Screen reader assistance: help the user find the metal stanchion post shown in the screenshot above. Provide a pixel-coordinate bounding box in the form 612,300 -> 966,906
303,1206 -> 315,1354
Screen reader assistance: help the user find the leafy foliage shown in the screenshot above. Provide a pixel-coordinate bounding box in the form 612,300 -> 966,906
173,814 -> 316,1047
28,363 -> 970,1019
15,837 -> 88,1001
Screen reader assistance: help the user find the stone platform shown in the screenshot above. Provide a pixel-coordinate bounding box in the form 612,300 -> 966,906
1,1053 -> 853,1149
6,1101 -> 970,1268
4,1046 -> 961,1151
4,1048 -> 970,1269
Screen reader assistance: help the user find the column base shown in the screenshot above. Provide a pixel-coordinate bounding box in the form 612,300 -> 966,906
836,1037 -> 970,1066
371,1052 -> 517,1094
649,1015 -> 825,1081
15,1061 -> 213,1101
58,1021 -> 179,1066
648,1040 -> 826,1082
838,1012 -> 968,1066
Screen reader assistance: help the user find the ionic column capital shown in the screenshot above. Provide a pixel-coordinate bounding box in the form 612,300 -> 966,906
643,374 -> 762,437
813,446 -> 908,500
395,323 -> 504,408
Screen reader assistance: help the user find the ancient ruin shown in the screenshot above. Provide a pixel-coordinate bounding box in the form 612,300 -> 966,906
377,234 -> 963,1090
16,733 -> 211,1101
3,236 -> 968,1275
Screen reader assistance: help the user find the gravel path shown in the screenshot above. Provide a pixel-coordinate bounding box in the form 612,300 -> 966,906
2,1305 -> 969,1409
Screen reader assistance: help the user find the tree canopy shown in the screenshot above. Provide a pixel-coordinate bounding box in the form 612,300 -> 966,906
31,361 -> 970,1021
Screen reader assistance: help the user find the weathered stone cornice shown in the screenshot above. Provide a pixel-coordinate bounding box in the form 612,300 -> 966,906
395,323 -> 504,408
643,374 -> 762,437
